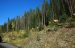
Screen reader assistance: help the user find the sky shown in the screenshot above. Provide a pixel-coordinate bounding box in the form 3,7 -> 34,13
0,0 -> 44,25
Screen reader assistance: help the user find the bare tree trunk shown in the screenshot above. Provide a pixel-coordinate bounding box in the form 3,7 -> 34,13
27,14 -> 30,31
7,23 -> 8,32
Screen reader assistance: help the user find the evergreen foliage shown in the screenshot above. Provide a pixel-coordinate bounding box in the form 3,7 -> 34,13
0,0 -> 75,33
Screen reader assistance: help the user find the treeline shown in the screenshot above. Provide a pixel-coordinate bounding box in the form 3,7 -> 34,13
0,0 -> 75,32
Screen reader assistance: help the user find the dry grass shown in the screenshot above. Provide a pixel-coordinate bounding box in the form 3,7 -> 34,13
2,27 -> 75,48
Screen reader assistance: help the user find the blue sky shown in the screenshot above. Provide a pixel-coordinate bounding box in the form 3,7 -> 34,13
0,0 -> 44,25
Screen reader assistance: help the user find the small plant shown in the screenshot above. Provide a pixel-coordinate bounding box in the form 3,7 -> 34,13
38,25 -> 44,31
23,31 -> 29,38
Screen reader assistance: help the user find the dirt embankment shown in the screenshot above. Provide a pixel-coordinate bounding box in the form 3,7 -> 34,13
24,28 -> 75,48
2,28 -> 75,48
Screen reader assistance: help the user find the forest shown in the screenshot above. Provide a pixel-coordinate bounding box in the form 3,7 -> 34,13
0,0 -> 75,48
0,0 -> 75,33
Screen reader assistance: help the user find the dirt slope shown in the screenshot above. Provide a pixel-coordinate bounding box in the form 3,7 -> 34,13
2,28 -> 75,48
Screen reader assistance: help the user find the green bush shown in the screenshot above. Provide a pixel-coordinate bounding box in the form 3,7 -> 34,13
23,31 -> 29,38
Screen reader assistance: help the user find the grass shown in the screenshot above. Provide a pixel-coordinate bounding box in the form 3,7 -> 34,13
1,26 -> 75,48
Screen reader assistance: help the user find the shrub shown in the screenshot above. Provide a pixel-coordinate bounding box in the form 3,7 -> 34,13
23,31 -> 29,38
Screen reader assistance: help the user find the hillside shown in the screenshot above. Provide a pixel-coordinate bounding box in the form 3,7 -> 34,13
0,0 -> 75,48
2,27 -> 75,48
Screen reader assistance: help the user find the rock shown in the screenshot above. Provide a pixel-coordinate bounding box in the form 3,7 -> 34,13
0,36 -> 3,42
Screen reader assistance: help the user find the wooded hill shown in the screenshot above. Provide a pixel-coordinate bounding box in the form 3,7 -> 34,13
0,0 -> 75,33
